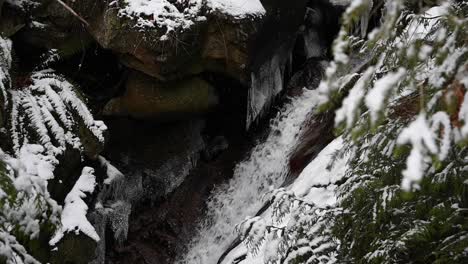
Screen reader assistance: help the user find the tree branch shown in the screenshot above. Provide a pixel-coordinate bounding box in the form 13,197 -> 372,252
55,0 -> 90,27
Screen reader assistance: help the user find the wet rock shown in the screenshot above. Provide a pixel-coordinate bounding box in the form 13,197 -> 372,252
245,0 -> 309,128
50,233 -> 98,264
245,0 -> 344,128
288,111 -> 336,180
3,1 -> 255,85
201,17 -> 255,84
103,70 -> 218,121
103,118 -> 205,201
202,135 -> 229,161
287,58 -> 328,96
105,128 -> 250,264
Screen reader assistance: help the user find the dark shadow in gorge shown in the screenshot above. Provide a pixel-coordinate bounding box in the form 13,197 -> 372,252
104,1 -> 346,263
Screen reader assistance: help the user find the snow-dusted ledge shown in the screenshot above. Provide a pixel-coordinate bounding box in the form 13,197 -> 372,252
118,0 -> 265,34
207,0 -> 265,17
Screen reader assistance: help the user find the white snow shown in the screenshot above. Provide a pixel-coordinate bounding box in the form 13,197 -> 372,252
397,113 -> 437,191
365,68 -> 406,123
459,87 -> 468,138
0,145 -> 61,262
9,70 -> 107,157
17,145 -> 56,183
430,111 -> 451,161
119,0 -> 204,33
429,48 -> 467,89
291,137 -> 348,205
406,4 -> 449,42
208,0 -> 265,17
335,68 -> 374,128
119,0 -> 265,36
50,167 -> 100,246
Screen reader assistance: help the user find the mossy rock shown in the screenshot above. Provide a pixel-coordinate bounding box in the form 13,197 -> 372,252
50,233 -> 98,264
103,70 -> 218,121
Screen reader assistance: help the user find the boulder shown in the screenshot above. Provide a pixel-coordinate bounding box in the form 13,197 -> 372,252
103,70 -> 218,121
87,2 -> 263,82
6,0 -> 264,82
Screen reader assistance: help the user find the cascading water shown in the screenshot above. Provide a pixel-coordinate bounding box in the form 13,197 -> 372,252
181,88 -> 322,264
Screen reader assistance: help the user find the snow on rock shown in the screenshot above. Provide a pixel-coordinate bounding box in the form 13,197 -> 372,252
50,167 -> 99,246
291,136 -> 349,206
119,0 -> 265,35
220,137 -> 349,264
207,0 -> 265,17
118,0 -> 204,32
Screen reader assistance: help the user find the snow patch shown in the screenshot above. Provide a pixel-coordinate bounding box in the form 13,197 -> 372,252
291,137 -> 348,201
119,0 -> 265,37
50,167 -> 99,246
208,0 -> 265,17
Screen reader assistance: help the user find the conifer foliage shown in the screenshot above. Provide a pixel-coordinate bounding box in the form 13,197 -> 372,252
237,0 -> 467,263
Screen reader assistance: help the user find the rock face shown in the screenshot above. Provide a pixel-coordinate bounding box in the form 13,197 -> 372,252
3,0 -> 343,126
89,9 -> 260,83
103,71 -> 219,120
246,0 -> 344,128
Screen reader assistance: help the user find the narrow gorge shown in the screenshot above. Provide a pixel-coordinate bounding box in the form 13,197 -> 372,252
0,1 -> 467,264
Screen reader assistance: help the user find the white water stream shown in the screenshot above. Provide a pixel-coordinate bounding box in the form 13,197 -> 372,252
181,89 -> 322,264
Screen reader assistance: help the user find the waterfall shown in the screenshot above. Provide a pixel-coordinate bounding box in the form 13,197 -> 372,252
181,88 -> 322,264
